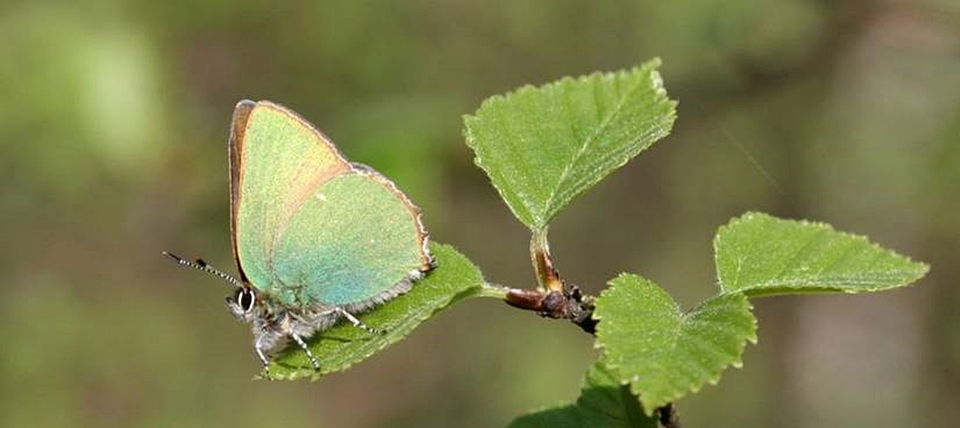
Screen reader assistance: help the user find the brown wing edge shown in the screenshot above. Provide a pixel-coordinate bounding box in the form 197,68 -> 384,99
350,162 -> 435,272
334,163 -> 435,316
228,100 -> 257,282
255,100 -> 352,168
229,99 -> 356,282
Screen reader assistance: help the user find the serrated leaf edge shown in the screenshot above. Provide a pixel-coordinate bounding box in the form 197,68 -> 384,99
593,274 -> 758,414
714,211 -> 930,297
463,58 -> 676,231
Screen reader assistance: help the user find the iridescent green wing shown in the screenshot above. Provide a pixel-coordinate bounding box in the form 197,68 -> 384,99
229,100 -> 430,306
271,168 -> 431,306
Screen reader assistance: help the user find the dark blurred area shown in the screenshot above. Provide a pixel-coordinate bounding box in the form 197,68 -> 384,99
1,0 -> 958,427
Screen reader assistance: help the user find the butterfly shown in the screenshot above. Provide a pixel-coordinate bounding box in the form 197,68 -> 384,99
165,100 -> 433,371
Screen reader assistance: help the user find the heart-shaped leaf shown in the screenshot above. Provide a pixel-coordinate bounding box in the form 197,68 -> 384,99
264,243 -> 485,380
715,212 -> 929,297
508,362 -> 657,428
594,274 -> 757,415
464,59 -> 677,231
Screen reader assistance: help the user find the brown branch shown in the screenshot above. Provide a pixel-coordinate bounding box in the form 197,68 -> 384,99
504,283 -> 596,334
508,231 -> 679,428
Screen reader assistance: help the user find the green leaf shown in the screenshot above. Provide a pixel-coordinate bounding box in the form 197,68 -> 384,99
508,362 -> 657,428
463,59 -> 677,231
594,274 -> 757,415
715,212 -> 929,297
264,243 -> 485,380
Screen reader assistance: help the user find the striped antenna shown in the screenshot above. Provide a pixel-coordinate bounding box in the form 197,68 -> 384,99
162,251 -> 244,288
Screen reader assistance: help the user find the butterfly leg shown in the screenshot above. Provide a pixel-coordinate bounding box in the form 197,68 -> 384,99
290,333 -> 321,371
254,339 -> 271,369
334,307 -> 385,335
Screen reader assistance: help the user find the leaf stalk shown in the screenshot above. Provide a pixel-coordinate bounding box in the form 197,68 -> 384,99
530,229 -> 563,292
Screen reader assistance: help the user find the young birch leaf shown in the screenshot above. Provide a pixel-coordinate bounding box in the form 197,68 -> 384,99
715,212 -> 929,297
264,243 -> 485,380
463,59 -> 677,231
594,274 -> 757,415
508,362 -> 657,428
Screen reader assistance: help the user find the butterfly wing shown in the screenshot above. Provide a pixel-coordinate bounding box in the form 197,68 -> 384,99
230,100 -> 352,290
229,100 -> 430,306
270,169 -> 431,306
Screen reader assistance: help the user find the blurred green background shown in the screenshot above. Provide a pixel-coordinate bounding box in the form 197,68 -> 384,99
2,0 -> 958,426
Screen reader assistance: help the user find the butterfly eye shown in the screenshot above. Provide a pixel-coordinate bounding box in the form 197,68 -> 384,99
236,288 -> 255,312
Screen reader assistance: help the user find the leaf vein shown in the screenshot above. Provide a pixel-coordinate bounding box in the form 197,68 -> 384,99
543,74 -> 648,220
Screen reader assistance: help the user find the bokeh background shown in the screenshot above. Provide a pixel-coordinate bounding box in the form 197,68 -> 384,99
2,0 -> 958,427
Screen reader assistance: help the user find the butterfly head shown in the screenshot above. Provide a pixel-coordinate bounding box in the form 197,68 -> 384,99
226,286 -> 266,324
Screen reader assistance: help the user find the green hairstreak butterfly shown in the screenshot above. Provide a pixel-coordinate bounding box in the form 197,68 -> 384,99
164,100 -> 433,371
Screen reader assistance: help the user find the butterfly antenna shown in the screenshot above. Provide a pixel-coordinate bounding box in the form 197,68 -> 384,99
162,251 -> 244,288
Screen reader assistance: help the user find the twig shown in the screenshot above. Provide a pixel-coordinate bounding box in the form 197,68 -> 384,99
504,284 -> 596,334
505,229 -> 680,427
